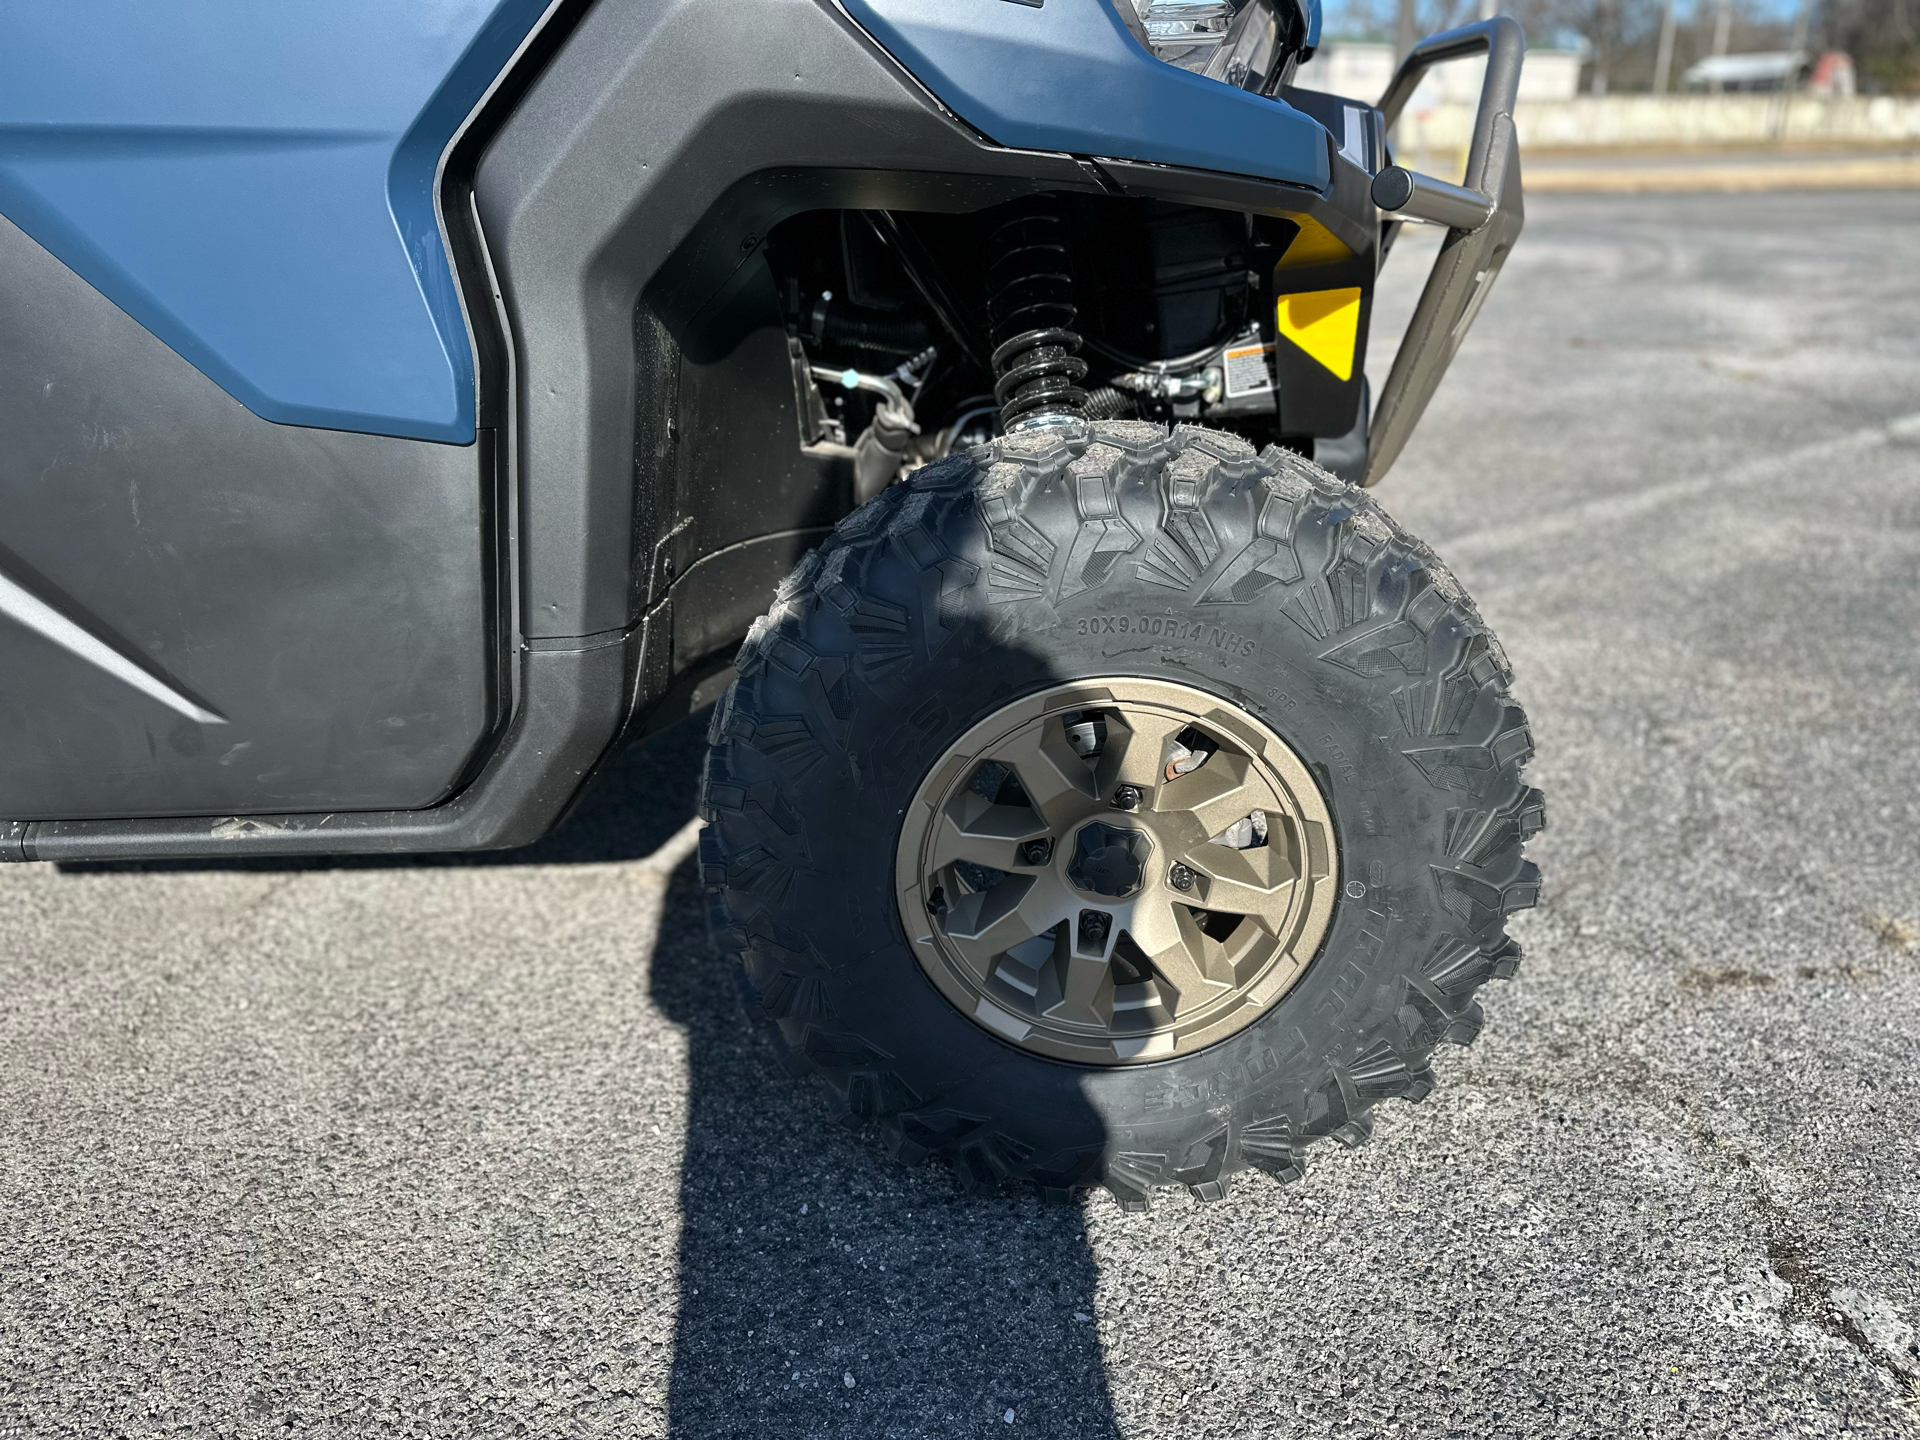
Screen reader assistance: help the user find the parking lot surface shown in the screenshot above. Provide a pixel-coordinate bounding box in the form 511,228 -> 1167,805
3,189 -> 1918,1438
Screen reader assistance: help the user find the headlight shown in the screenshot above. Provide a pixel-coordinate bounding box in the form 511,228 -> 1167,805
1123,0 -> 1303,95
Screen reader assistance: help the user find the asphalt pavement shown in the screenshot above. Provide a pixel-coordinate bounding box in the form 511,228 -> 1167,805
3,189 -> 1919,1438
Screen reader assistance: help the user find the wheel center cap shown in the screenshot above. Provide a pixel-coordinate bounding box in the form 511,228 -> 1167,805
1068,822 -> 1153,899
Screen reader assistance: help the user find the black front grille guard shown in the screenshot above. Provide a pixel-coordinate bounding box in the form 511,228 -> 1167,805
1363,17 -> 1526,486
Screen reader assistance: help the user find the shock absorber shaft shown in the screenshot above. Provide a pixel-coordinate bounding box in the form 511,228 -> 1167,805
984,197 -> 1088,431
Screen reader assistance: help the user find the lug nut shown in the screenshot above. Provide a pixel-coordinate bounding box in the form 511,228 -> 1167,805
1168,863 -> 1196,892
1077,909 -> 1111,949
1020,838 -> 1053,866
1112,784 -> 1142,810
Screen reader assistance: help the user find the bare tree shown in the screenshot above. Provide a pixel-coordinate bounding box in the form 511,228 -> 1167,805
1328,0 -> 1483,41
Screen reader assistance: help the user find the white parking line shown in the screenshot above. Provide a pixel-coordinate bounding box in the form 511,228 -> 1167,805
1438,412 -> 1920,563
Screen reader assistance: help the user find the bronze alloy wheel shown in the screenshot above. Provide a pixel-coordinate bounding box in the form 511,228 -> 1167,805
895,677 -> 1339,1065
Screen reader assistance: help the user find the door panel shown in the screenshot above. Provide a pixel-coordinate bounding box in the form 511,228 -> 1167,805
0,215 -> 493,821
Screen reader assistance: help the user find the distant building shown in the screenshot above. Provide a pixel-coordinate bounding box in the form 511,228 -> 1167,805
1679,51 -> 1809,92
1292,40 -> 1584,106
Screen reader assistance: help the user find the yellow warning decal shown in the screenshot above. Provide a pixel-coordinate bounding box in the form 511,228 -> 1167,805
1275,216 -> 1352,268
1275,287 -> 1362,382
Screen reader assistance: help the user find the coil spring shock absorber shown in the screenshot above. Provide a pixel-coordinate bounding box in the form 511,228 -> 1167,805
985,197 -> 1088,431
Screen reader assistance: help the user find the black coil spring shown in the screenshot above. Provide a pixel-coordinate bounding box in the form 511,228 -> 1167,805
984,199 -> 1087,429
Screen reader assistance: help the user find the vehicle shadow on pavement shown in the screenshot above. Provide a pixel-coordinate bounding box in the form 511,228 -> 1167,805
617,720 -> 1121,1438
538,720 -> 1122,1434
649,851 -> 1121,1438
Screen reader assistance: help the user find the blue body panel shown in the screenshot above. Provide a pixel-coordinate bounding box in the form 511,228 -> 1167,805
0,1 -> 550,445
839,0 -> 1330,193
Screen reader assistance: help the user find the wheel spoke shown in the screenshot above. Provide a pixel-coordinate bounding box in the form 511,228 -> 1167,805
1121,895 -> 1181,961
1129,902 -> 1232,1016
1179,842 -> 1299,924
1156,751 -> 1285,836
929,793 -> 1050,871
941,874 -> 1075,979
928,825 -> 1018,873
1099,709 -> 1188,792
1046,946 -> 1115,1028
994,723 -> 1100,831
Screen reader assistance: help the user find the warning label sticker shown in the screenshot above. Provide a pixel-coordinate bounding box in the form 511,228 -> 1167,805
1223,335 -> 1274,398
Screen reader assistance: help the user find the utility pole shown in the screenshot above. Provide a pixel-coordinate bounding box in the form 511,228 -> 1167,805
1589,0 -> 1612,94
1478,0 -> 1497,21
1652,0 -> 1678,93
1787,0 -> 1814,68
1774,0 -> 1817,139
1707,0 -> 1733,91
1397,0 -> 1419,64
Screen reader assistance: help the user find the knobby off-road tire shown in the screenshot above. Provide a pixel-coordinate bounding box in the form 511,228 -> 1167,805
700,421 -> 1541,1209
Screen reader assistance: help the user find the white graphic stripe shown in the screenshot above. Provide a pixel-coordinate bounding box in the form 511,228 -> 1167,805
0,570 -> 224,725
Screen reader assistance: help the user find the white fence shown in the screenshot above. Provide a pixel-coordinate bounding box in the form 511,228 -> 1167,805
1294,42 -> 1585,107
1508,94 -> 1920,149
1297,40 -> 1920,154
1330,91 -> 1920,154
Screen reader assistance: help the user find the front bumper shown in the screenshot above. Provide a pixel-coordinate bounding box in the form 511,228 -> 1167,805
1363,17 -> 1528,484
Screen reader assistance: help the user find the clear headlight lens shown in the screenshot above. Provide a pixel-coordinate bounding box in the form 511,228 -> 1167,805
1126,0 -> 1296,94
1135,0 -> 1234,52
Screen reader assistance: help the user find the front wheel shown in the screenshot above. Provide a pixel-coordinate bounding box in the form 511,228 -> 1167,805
700,421 -> 1541,1209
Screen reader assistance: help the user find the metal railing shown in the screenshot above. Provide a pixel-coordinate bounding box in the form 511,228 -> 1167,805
1364,16 -> 1527,485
